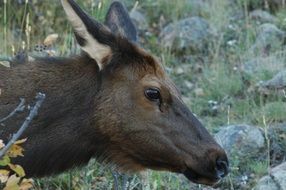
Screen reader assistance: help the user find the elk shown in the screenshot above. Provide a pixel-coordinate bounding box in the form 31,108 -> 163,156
0,0 -> 229,186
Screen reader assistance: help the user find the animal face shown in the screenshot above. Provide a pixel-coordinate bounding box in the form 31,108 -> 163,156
61,0 -> 229,185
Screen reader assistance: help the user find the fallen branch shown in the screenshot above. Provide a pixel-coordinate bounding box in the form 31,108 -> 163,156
0,98 -> 25,124
0,93 -> 46,159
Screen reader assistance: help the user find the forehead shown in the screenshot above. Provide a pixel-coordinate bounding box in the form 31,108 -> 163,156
135,52 -> 180,96
133,48 -> 166,79
107,42 -> 180,93
109,45 -> 181,97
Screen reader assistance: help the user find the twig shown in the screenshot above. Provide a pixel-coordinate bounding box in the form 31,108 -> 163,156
0,98 -> 26,123
112,171 -> 119,190
122,174 -> 128,190
112,170 -> 128,190
0,93 -> 46,159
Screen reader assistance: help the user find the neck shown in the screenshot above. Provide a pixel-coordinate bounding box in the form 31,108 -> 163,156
1,55 -> 102,177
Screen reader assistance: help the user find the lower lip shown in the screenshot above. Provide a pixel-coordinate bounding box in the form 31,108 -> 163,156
184,173 -> 221,186
193,179 -> 220,186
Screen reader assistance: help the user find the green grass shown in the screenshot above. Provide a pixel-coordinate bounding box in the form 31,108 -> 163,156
262,101 -> 286,122
248,161 -> 268,177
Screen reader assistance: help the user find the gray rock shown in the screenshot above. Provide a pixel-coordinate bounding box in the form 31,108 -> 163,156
254,162 -> 286,190
254,176 -> 279,190
250,23 -> 285,55
268,123 -> 286,165
260,70 -> 286,89
130,9 -> 148,31
272,162 -> 286,189
159,17 -> 213,53
215,124 -> 265,157
242,55 -> 285,74
250,10 -> 278,23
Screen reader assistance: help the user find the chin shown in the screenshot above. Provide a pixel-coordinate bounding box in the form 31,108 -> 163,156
183,168 -> 223,186
189,178 -> 221,186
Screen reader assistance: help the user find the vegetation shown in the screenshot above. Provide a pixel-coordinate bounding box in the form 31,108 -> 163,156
0,0 -> 286,189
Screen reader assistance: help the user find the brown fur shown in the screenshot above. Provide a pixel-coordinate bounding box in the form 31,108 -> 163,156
0,0 -> 229,185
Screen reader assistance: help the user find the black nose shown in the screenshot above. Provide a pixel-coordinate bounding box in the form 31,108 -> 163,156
215,158 -> 229,178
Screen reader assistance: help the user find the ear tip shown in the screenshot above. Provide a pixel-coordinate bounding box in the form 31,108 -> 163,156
109,1 -> 125,9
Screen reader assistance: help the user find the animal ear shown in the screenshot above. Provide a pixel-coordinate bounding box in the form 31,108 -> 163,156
105,1 -> 137,42
61,0 -> 113,70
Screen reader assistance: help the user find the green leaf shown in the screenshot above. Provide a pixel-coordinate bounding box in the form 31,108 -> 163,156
8,164 -> 25,177
0,156 -> 11,166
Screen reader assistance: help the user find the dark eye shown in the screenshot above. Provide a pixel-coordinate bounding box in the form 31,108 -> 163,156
145,88 -> 161,102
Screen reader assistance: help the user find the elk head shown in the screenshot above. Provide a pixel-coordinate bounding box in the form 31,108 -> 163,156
61,0 -> 229,185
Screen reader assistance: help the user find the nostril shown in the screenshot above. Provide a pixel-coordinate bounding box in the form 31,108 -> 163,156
215,159 -> 229,178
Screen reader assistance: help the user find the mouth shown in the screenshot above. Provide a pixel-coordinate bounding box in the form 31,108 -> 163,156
182,167 -> 222,186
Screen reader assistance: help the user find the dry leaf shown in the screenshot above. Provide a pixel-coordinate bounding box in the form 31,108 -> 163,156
0,61 -> 10,68
0,169 -> 10,183
8,164 -> 25,177
46,50 -> 56,56
14,139 -> 27,145
19,178 -> 33,190
0,140 -> 5,149
7,144 -> 24,158
4,174 -> 20,190
44,33 -> 59,46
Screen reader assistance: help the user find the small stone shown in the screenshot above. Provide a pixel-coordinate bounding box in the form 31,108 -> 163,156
182,96 -> 191,104
194,88 -> 204,96
175,67 -> 184,75
184,80 -> 194,89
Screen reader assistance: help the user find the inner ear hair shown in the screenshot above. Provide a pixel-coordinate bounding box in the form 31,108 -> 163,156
61,0 -> 113,70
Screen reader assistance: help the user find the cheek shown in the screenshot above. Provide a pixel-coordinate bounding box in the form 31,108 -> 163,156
159,102 -> 170,113
136,93 -> 156,111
